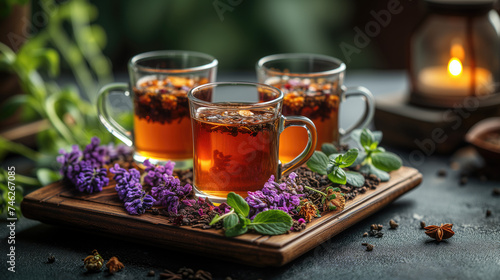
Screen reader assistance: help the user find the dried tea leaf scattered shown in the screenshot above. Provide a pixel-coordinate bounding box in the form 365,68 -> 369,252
361,243 -> 374,251
459,176 -> 468,186
486,210 -> 492,217
437,169 -> 447,177
366,244 -> 374,251
420,221 -> 426,229
424,223 -> 455,242
47,255 -> 55,264
389,219 -> 399,229
366,223 -> 384,238
106,256 -> 124,274
493,188 -> 500,196
83,249 -> 104,272
160,269 -> 182,279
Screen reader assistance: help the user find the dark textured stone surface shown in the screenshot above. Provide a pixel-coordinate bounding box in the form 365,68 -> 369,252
2,152 -> 500,280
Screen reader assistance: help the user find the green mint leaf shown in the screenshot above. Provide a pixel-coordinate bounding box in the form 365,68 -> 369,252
369,141 -> 379,150
339,148 -> 358,168
225,222 -> 248,237
328,153 -> 341,162
360,129 -> 375,148
345,171 -> 365,187
250,210 -> 293,235
326,163 -> 335,174
371,152 -> 402,172
360,164 -> 390,182
374,147 -> 386,153
223,213 -> 239,230
227,192 -> 249,217
328,167 -> 346,185
321,143 -> 337,156
306,151 -> 329,175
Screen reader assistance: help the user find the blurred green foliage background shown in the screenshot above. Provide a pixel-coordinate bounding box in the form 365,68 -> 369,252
31,0 -> 424,73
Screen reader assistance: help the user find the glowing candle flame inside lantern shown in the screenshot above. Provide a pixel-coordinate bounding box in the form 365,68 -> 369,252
448,57 -> 463,77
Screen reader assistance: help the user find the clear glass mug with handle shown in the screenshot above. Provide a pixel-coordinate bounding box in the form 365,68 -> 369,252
257,53 -> 375,163
97,50 -> 218,168
188,82 -> 317,202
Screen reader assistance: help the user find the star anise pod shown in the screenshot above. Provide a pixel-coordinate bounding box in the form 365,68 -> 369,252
424,223 -> 455,242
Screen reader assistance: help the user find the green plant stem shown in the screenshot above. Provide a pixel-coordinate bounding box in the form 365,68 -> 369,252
0,137 -> 43,161
70,0 -> 112,91
304,185 -> 327,196
43,9 -> 96,102
11,174 -> 40,186
45,93 -> 78,144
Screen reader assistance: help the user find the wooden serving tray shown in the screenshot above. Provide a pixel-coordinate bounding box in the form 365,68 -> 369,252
21,166 -> 422,267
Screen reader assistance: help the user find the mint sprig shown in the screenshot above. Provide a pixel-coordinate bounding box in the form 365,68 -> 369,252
210,192 -> 293,237
352,129 -> 402,182
307,148 -> 365,187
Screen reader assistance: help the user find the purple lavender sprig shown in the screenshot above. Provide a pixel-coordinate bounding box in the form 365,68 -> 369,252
82,137 -> 108,167
109,164 -> 142,200
57,145 -> 83,182
246,172 -> 304,219
143,159 -> 175,187
151,173 -> 192,214
109,164 -> 156,215
75,162 -> 109,193
124,190 -> 155,215
58,137 -> 136,194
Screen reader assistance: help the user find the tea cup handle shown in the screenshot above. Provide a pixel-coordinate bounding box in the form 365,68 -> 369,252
339,86 -> 375,138
280,115 -> 318,177
96,83 -> 134,147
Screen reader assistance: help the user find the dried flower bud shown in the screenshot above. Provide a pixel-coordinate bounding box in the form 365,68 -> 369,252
83,250 -> 104,272
420,221 -> 426,229
106,256 -> 124,274
297,199 -> 319,222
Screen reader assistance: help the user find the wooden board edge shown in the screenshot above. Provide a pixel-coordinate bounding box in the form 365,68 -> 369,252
20,196 -> 286,267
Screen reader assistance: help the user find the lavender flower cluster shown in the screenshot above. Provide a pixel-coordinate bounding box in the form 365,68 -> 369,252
57,137 -> 121,193
109,164 -> 155,215
143,160 -> 193,214
58,137 -> 196,216
245,172 -> 305,219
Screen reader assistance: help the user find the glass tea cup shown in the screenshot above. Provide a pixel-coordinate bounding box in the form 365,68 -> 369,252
257,53 -> 375,163
97,50 -> 217,168
188,82 -> 317,202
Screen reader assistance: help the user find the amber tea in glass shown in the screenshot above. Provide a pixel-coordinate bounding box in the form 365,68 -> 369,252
257,54 -> 375,163
97,51 -> 217,168
189,82 -> 317,202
